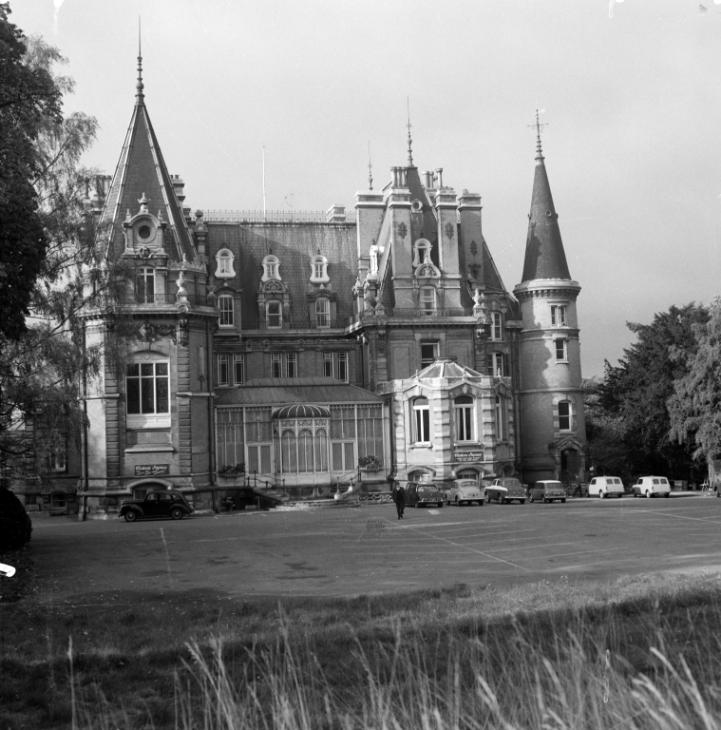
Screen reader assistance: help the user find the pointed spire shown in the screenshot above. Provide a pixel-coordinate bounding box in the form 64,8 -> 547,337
136,17 -> 144,103
367,141 -> 373,190
406,97 -> 414,167
520,111 -> 571,282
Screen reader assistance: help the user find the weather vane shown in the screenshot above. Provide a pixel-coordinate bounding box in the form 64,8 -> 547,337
528,108 -> 548,159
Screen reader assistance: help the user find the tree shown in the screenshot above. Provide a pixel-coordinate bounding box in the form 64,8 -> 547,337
0,10 -> 101,483
668,298 -> 721,483
0,2 -> 62,340
595,304 -> 708,482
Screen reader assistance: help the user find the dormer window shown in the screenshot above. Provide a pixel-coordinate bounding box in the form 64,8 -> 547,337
315,297 -> 330,328
137,224 -> 152,241
413,238 -> 432,266
266,300 -> 283,328
218,293 -> 234,327
215,248 -> 236,278
310,253 -> 329,284
262,255 -> 280,282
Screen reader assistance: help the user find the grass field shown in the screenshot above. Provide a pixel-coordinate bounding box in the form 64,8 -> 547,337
4,544 -> 721,729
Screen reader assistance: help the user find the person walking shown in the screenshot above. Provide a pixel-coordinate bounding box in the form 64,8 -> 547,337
392,481 -> 405,520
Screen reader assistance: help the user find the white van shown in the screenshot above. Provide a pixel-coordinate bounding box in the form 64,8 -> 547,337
631,476 -> 671,498
588,476 -> 624,499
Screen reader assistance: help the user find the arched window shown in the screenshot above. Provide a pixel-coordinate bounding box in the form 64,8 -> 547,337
310,254 -> 329,284
298,430 -> 313,472
218,293 -> 234,327
454,395 -> 474,442
262,255 -> 280,281
215,248 -> 235,278
558,400 -> 572,431
315,297 -> 330,328
315,428 -> 328,472
266,300 -> 282,328
281,430 -> 297,472
413,238 -> 432,266
413,397 -> 431,443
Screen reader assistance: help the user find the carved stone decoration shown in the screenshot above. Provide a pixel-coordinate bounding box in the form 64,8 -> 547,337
139,320 -> 177,345
470,240 -> 478,257
445,222 -> 455,240
396,222 -> 407,239
177,316 -> 189,346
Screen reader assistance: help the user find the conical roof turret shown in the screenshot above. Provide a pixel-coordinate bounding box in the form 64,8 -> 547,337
520,116 -> 570,282
96,52 -> 196,263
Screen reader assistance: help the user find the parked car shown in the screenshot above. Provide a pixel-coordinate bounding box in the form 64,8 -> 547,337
222,487 -> 284,511
120,490 -> 194,522
631,476 -> 671,498
446,478 -> 484,506
485,477 -> 527,504
588,476 -> 625,499
405,482 -> 444,508
528,480 -> 566,503
0,487 -> 32,549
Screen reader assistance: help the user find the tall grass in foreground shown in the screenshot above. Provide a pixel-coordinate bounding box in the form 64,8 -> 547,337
69,596 -> 721,730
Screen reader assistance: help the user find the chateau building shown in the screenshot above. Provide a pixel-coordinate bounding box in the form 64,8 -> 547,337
18,59 -> 586,516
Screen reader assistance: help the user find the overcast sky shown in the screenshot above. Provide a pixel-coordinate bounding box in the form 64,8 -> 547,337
12,0 -> 721,377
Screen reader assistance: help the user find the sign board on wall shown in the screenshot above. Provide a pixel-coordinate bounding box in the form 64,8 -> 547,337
135,464 -> 170,476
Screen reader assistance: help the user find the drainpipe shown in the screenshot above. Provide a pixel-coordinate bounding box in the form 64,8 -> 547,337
81,325 -> 89,521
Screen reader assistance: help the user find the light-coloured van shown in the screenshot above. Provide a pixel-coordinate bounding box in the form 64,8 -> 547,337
631,476 -> 671,498
588,476 -> 624,499
528,480 -> 566,503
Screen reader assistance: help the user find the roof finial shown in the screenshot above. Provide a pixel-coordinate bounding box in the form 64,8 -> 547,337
530,108 -> 548,161
136,16 -> 144,102
406,97 -> 414,166
367,141 -> 374,190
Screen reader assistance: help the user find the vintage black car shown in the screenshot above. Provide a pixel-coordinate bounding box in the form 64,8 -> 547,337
119,490 -> 193,522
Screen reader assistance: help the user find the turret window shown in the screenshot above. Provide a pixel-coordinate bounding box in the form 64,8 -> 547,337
551,304 -> 567,326
555,338 -> 568,362
420,286 -> 436,314
490,312 -> 503,341
136,267 -> 155,304
558,400 -> 573,431
126,361 -> 170,428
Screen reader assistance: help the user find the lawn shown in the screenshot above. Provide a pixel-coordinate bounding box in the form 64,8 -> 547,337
3,545 -> 721,728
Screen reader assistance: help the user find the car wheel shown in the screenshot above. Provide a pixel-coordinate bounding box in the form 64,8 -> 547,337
438,501 -> 444,508
124,511 -> 137,523
561,498 -> 566,503
520,499 -> 526,504
170,507 -> 184,520
664,493 -> 670,498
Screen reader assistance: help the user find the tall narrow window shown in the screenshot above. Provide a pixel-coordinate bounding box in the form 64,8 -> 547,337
490,312 -> 503,341
420,341 -> 438,368
555,338 -> 568,362
558,400 -> 572,431
216,353 -> 230,386
337,352 -> 348,382
492,352 -> 506,377
266,301 -> 282,328
315,297 -> 330,328
454,395 -> 474,442
495,395 -> 507,441
271,352 -> 282,378
420,286 -> 435,314
413,397 -> 431,443
136,267 -> 155,304
286,352 -> 297,378
233,354 -> 245,385
551,305 -> 567,326
218,294 -> 234,327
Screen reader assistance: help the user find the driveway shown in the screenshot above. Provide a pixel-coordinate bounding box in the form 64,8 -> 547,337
17,494 -> 721,602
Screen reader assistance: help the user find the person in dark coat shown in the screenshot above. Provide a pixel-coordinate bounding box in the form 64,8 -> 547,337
392,482 -> 405,520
